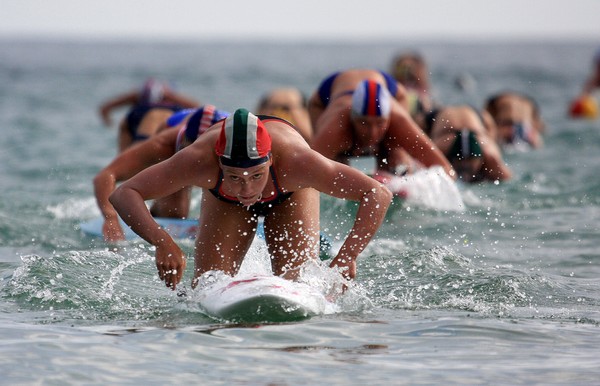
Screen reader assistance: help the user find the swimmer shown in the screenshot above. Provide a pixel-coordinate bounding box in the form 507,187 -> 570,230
115,105 -> 187,153
256,87 -> 312,141
390,52 -> 435,117
308,69 -> 454,178
569,48 -> 600,119
419,105 -> 512,183
109,108 -> 393,289
94,105 -> 229,241
581,48 -> 600,95
98,78 -> 199,152
484,92 -> 545,149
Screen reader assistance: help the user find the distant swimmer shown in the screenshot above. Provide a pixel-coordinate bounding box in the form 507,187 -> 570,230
569,94 -> 598,119
109,109 -> 393,290
114,105 -> 188,153
484,92 -> 545,149
581,48 -> 600,95
418,105 -> 512,183
256,87 -> 313,141
98,78 -> 199,152
308,68 -> 454,178
390,52 -> 435,117
569,48 -> 600,119
94,105 -> 229,242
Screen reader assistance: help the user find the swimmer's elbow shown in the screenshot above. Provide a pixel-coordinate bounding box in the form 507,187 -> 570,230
365,184 -> 393,207
93,169 -> 116,189
109,185 -> 132,208
108,187 -> 122,207
381,185 -> 393,205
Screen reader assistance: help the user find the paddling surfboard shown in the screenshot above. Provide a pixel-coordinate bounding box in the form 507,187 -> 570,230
79,216 -> 202,240
196,274 -> 331,323
79,216 -> 332,258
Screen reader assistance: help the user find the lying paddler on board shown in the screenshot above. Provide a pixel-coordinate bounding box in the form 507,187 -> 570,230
93,105 -> 230,242
98,78 -> 200,153
109,108 -> 393,290
415,104 -> 513,183
307,68 -> 456,188
93,89 -> 318,243
484,91 -> 545,150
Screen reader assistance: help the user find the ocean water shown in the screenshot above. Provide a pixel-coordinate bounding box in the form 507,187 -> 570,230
1,38 -> 600,385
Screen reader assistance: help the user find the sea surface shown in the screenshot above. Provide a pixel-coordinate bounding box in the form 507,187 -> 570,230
1,38 -> 600,385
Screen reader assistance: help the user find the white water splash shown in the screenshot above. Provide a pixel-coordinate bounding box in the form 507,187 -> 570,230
46,197 -> 99,220
384,166 -> 465,212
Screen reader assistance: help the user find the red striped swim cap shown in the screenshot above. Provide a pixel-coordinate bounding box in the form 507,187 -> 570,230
351,80 -> 392,117
215,108 -> 271,167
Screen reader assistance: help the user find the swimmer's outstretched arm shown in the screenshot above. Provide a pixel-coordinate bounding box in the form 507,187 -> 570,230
98,91 -> 139,127
94,129 -> 180,242
292,150 -> 393,280
109,149 -> 207,290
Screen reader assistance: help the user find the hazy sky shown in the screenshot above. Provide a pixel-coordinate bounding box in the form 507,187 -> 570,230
2,0 -> 599,42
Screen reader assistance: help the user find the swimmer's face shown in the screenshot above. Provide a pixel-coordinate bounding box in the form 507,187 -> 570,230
393,58 -> 418,83
492,97 -> 533,143
219,159 -> 272,206
496,118 -> 533,144
264,107 -> 293,124
351,114 -> 390,149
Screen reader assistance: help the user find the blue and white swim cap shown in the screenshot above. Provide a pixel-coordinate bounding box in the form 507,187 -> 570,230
167,108 -> 196,128
175,105 -> 230,152
184,104 -> 230,141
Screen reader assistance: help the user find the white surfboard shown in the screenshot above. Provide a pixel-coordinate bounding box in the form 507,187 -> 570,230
196,274 -> 333,323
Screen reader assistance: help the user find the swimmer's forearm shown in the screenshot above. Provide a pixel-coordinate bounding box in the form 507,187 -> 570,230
109,186 -> 172,247
93,171 -> 119,221
338,186 -> 392,262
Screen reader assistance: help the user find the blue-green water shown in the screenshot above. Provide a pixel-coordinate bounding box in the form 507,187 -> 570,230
1,39 -> 600,385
